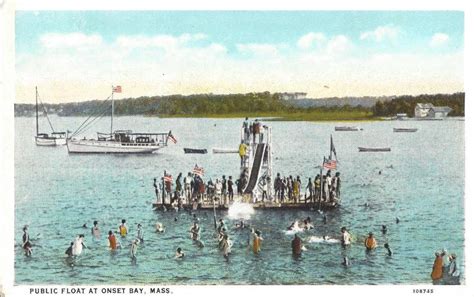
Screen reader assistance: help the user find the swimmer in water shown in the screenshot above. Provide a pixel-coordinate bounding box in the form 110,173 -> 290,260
287,220 -> 300,231
91,221 -> 100,239
291,234 -> 302,256
130,239 -> 139,260
136,224 -> 144,243
221,234 -> 231,259
65,242 -> 74,257
342,256 -> 350,267
22,226 -> 32,256
303,219 -> 314,230
155,222 -> 165,233
381,225 -> 387,235
108,230 -> 118,250
235,220 -> 246,229
384,243 -> 392,256
82,223 -> 87,229
364,232 -> 377,251
323,215 -> 327,225
72,234 -> 87,256
340,227 -> 351,247
252,229 -> 263,254
217,219 -> 227,233
118,219 -> 128,237
175,247 -> 184,259
190,222 -> 200,241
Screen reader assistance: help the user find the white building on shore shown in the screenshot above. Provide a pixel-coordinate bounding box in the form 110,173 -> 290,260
414,103 -> 452,119
277,92 -> 307,100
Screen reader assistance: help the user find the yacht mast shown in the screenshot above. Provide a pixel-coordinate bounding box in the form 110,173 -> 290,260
35,86 -> 39,137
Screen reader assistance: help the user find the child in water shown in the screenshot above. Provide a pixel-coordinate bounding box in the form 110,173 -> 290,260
118,219 -> 128,237
175,247 -> 185,259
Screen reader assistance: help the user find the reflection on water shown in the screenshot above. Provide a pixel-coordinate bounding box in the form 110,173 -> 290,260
14,116 -> 464,284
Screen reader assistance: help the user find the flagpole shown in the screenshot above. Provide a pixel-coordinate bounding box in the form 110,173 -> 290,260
329,135 -> 332,160
319,158 -> 324,210
111,86 -> 114,135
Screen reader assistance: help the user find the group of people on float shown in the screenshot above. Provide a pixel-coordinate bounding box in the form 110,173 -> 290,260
272,170 -> 341,204
242,117 -> 267,145
152,169 -> 342,207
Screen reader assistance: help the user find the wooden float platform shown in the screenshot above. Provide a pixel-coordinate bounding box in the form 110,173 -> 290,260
152,200 -> 339,211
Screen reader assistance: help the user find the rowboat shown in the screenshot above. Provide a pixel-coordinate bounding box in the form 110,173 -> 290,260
393,128 -> 418,132
358,147 -> 391,152
184,148 -> 208,154
212,148 -> 238,154
335,126 -> 361,131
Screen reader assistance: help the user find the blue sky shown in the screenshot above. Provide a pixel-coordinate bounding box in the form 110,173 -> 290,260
15,11 -> 464,103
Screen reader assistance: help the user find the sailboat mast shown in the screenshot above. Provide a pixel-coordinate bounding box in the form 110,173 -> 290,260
35,86 -> 39,136
111,86 -> 114,135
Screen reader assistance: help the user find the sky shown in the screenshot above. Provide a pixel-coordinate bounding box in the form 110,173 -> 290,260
15,11 -> 464,103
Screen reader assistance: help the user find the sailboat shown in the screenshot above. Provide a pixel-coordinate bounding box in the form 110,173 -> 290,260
34,87 -> 67,146
66,86 -> 174,154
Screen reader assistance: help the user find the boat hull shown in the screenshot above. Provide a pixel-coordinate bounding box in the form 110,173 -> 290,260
212,148 -> 239,154
183,148 -> 208,154
35,136 -> 66,146
335,127 -> 360,131
67,139 -> 163,154
393,128 -> 418,132
358,147 -> 391,152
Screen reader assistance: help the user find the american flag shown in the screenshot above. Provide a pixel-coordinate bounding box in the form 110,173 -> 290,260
323,157 -> 337,170
167,131 -> 177,144
112,86 -> 122,93
192,164 -> 204,176
164,174 -> 173,183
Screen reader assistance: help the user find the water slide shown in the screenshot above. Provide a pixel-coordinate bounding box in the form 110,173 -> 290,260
244,143 -> 266,194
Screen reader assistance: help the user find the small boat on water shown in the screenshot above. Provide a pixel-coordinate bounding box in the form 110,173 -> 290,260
212,148 -> 239,154
393,128 -> 418,132
335,126 -> 362,131
184,148 -> 208,154
34,87 -> 67,146
358,147 -> 391,152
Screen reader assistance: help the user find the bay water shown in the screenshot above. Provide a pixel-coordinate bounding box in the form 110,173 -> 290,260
14,116 -> 464,285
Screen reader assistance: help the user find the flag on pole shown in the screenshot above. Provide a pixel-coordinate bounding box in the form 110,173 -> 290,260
323,156 -> 337,170
167,131 -> 177,144
193,164 -> 204,176
330,134 -> 337,161
164,174 -> 173,183
112,86 -> 122,93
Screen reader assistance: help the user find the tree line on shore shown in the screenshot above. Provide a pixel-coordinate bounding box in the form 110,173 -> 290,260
14,91 -> 464,118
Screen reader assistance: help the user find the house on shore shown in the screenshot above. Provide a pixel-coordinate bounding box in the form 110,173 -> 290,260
277,92 -> 307,100
414,103 -> 452,119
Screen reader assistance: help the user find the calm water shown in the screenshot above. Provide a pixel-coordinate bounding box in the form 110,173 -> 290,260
15,116 -> 464,285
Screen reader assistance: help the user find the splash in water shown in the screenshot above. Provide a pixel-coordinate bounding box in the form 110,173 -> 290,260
227,202 -> 255,220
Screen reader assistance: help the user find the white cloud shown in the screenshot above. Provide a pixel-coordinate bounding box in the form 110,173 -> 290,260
326,35 -> 352,54
430,33 -> 450,47
297,32 -> 326,50
16,31 -> 462,103
40,32 -> 103,49
115,33 -> 207,50
236,43 -> 279,57
360,25 -> 399,42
